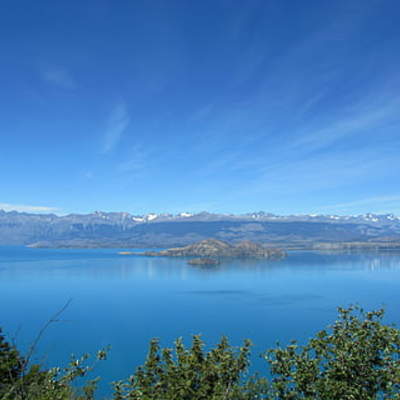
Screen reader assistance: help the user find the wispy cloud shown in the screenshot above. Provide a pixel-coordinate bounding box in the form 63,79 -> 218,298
117,145 -> 148,175
256,144 -> 398,194
186,17 -> 400,203
40,65 -> 76,89
102,102 -> 130,154
290,96 -> 400,153
0,202 -> 58,213
317,196 -> 400,214
84,170 -> 94,180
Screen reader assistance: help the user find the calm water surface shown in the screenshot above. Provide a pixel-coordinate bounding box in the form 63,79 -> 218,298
1,246 -> 400,397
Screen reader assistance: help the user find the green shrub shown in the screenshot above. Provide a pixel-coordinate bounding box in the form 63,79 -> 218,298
0,328 -> 24,393
111,335 -> 268,400
0,327 -> 106,400
266,306 -> 400,399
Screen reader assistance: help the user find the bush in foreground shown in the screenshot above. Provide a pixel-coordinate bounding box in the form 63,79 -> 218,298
0,329 -> 106,400
1,306 -> 400,399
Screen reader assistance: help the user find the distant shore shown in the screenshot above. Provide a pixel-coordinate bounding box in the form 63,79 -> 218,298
27,239 -> 400,252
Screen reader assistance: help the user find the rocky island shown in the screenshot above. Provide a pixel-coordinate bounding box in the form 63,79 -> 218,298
119,239 -> 286,260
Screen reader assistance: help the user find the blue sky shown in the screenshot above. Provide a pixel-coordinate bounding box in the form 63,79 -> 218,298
1,0 -> 399,216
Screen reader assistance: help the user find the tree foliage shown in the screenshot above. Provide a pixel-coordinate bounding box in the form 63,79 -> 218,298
1,306 -> 400,399
111,335 -> 267,400
0,327 -> 106,400
266,306 -> 400,399
0,328 -> 23,393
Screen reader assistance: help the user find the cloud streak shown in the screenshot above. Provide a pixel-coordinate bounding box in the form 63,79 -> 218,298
40,65 -> 76,89
102,102 -> 130,154
117,146 -> 147,174
0,202 -> 58,213
318,196 -> 400,214
290,96 -> 400,153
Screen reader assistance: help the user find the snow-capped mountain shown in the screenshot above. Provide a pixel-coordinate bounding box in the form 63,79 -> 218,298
0,209 -> 399,247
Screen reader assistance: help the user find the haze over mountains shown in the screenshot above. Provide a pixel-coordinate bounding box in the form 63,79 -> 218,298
1,209 -> 400,248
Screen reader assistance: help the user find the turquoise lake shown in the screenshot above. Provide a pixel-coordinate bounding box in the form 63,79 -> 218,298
1,246 -> 400,397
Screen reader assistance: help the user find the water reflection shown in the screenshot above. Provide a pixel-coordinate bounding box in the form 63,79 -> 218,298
2,250 -> 400,282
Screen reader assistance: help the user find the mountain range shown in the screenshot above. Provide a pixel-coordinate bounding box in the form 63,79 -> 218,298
1,209 -> 400,248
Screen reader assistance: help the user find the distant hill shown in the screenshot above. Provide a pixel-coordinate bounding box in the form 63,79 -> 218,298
1,209 -> 400,248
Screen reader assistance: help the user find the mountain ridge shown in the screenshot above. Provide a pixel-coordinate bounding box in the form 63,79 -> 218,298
1,208 -> 399,224
1,209 -> 400,247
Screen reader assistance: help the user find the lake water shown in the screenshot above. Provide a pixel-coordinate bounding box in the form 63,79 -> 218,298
1,246 -> 400,397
